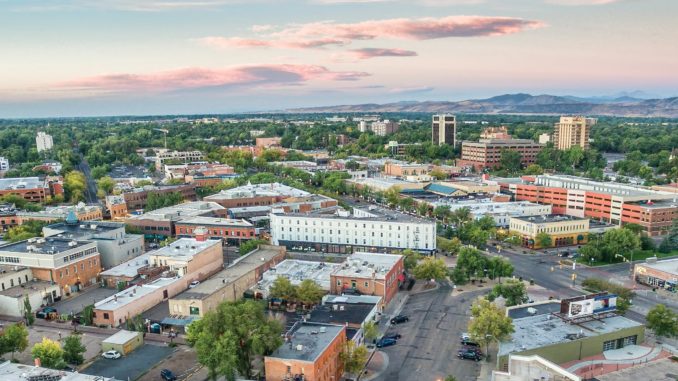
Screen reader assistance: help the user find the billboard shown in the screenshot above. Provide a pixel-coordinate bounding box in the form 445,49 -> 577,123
593,294 -> 617,313
568,299 -> 594,318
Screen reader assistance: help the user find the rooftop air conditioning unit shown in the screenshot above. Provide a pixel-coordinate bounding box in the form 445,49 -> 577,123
296,344 -> 303,351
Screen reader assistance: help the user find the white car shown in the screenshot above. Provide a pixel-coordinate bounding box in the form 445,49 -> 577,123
189,280 -> 200,288
101,350 -> 121,359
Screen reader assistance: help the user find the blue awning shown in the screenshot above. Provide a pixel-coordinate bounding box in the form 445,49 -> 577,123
161,316 -> 199,326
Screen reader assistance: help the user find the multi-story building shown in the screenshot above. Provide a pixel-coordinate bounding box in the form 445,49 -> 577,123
370,120 -> 399,136
175,216 -> 256,243
331,252 -> 404,307
256,137 -> 282,148
125,201 -> 225,238
18,203 -> 103,223
458,139 -> 544,170
163,162 -> 234,183
204,182 -> 310,209
309,295 -> 382,345
36,131 -> 53,152
383,161 -> 430,177
496,175 -> 678,236
480,126 -> 512,140
122,184 -> 197,211
99,253 -> 151,288
0,266 -> 61,317
0,237 -> 102,294
254,259 -> 341,298
0,177 -> 64,203
168,244 -> 285,317
147,236 -> 223,280
633,257 -> 678,292
105,195 -> 128,220
358,121 -> 368,132
553,116 -> 597,150
509,214 -> 590,248
0,157 -> 8,171
43,215 -> 144,269
265,322 -> 346,381
432,114 -> 456,146
270,207 -> 436,254
428,200 -> 552,227
155,150 -> 205,170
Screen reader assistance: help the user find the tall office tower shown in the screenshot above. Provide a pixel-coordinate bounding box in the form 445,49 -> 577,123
36,131 -> 54,152
432,114 -> 456,146
553,116 -> 597,150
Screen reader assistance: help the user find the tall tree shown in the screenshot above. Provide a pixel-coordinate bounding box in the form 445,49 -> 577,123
646,304 -> 678,338
63,334 -> 86,365
296,279 -> 324,306
339,341 -> 368,380
412,258 -> 448,281
362,321 -> 379,344
468,298 -> 514,360
187,300 -> 283,381
268,276 -> 297,302
535,232 -> 552,249
2,323 -> 29,360
31,338 -> 65,369
401,249 -> 422,271
487,280 -> 527,307
23,295 -> 35,326
500,149 -> 522,172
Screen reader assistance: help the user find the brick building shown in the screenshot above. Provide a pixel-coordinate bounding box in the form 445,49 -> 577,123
125,201 -> 225,238
634,258 -> 678,292
383,161 -> 430,177
0,177 -> 64,203
122,184 -> 197,211
204,182 -> 310,209
458,139 -> 543,170
330,252 -> 404,307
175,216 -> 256,243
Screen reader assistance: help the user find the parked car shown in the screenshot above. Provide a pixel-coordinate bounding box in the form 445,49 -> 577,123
460,339 -> 480,347
376,337 -> 397,348
36,307 -> 57,319
161,369 -> 177,381
458,349 -> 482,361
558,252 -> 570,257
149,243 -> 160,249
383,333 -> 402,340
390,315 -> 409,324
101,350 -> 121,359
189,280 -> 200,288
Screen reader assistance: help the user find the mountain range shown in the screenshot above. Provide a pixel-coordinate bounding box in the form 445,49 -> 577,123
285,93 -> 678,118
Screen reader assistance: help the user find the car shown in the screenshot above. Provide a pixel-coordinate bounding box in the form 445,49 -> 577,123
101,350 -> 121,359
36,307 -> 57,319
458,349 -> 482,361
460,339 -> 480,347
376,337 -> 397,348
149,243 -> 160,249
383,333 -> 402,340
460,332 -> 471,341
390,315 -> 409,324
558,252 -> 570,258
189,280 -> 200,288
161,369 -> 177,381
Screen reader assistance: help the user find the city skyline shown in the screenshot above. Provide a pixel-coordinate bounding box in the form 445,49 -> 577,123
0,0 -> 676,117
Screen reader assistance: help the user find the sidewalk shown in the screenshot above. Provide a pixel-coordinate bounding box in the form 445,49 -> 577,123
359,351 -> 389,381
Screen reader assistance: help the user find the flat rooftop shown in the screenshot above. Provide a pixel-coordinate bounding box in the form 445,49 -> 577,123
149,238 -> 221,260
128,201 -> 224,221
103,329 -> 141,345
0,361 -> 120,381
95,277 -> 182,311
0,280 -> 55,298
309,298 -> 378,326
268,323 -> 344,362
636,258 -> 678,276
511,214 -> 587,224
0,177 -> 43,191
429,200 -> 548,214
595,358 -> 678,381
204,182 -> 309,200
277,205 -> 433,224
46,221 -> 123,237
177,216 -> 253,227
100,253 -> 151,278
332,252 -> 402,280
535,175 -> 675,199
172,245 -> 284,300
257,260 -> 341,293
508,301 -> 562,319
0,237 -> 94,254
499,313 -> 643,357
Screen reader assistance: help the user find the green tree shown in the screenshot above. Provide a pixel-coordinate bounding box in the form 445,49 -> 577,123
581,278 -> 635,315
296,279 -> 324,306
187,300 -> 283,381
500,149 -> 522,172
81,305 -> 94,326
523,164 -> 544,175
437,236 -> 461,255
31,338 -> 65,369
238,238 -> 268,256
96,176 -> 116,195
23,295 -> 35,326
384,186 -> 401,207
401,249 -> 422,270
600,228 -> 641,263
268,277 -> 297,302
487,280 -> 527,307
362,321 -> 379,344
646,304 -> 678,338
456,247 -> 489,281
339,341 -> 369,380
412,258 -> 448,281
63,334 -> 86,365
1,323 -> 29,360
416,202 -> 430,217
535,232 -> 552,249
468,298 -> 514,360
433,205 -> 451,223
445,376 -> 458,381
64,171 -> 87,203
487,257 -> 513,283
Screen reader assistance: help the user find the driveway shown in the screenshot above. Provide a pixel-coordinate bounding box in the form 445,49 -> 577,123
374,284 -> 486,381
53,287 -> 118,315
82,344 -> 175,381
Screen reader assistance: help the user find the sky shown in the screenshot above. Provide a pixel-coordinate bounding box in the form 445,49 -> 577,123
0,0 -> 676,117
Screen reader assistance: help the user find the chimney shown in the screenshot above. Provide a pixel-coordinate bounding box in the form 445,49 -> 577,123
35,357 -> 41,367
193,226 -> 208,242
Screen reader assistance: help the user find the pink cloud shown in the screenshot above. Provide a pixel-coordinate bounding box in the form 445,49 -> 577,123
56,64 -> 370,93
350,48 -> 418,59
198,16 -> 544,51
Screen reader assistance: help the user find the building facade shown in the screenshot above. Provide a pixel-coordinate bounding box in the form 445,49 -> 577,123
330,252 -> 404,307
371,120 -> 399,136
458,139 -> 543,170
122,184 -> 197,211
553,116 -> 597,150
174,216 -> 256,243
633,258 -> 678,292
0,177 -> 64,203
432,114 -> 456,146
0,157 -> 8,171
509,214 -> 589,248
155,150 -> 205,170
36,131 -> 53,152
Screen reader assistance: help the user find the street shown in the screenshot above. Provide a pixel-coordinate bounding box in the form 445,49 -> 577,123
374,284 -> 486,381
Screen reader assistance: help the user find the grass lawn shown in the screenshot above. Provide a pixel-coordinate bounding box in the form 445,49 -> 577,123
587,249 -> 678,267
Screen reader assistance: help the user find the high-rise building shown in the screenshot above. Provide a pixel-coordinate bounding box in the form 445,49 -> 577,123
370,120 -> 399,136
432,114 -> 456,146
553,116 -> 596,150
36,131 -> 53,152
358,120 -> 368,132
0,157 -> 8,171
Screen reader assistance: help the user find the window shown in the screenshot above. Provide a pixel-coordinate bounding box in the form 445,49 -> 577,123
364,281 -> 369,287
103,313 -> 109,319
603,339 -> 616,351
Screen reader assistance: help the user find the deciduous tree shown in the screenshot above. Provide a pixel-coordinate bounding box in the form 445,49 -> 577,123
296,279 -> 324,306
63,334 -> 86,365
468,298 -> 514,360
268,277 -> 297,302
339,341 -> 369,380
412,258 -> 448,281
31,338 -> 65,369
647,304 -> 678,338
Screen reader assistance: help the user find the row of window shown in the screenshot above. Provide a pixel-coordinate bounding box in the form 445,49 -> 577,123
0,256 -> 20,264
278,218 -> 430,232
63,247 -> 97,263
58,258 -> 97,279
0,274 -> 30,290
279,234 -> 430,249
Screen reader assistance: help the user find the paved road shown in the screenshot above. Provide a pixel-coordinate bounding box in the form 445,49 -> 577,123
82,344 -> 174,380
374,284 -> 486,381
77,157 -> 100,205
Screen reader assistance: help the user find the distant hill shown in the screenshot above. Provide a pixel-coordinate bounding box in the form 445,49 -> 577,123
285,93 -> 678,117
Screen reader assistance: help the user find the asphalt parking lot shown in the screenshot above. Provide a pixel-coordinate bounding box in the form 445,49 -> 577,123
52,287 -> 117,315
374,285 -> 487,381
82,344 -> 175,380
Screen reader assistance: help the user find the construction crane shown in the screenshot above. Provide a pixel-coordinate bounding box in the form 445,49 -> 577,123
153,128 -> 169,148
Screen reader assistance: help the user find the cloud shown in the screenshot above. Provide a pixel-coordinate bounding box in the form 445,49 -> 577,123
55,64 -> 370,94
388,86 -> 435,94
199,15 -> 544,51
11,0 -> 260,12
350,48 -> 418,59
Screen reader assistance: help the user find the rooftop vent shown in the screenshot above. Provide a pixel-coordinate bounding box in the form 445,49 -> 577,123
296,344 -> 303,351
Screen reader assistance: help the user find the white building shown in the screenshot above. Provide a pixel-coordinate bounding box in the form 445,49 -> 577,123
36,131 -> 53,152
0,361 -> 121,381
0,157 -> 8,171
538,133 -> 551,144
254,259 -> 341,297
428,200 -> 552,227
270,206 -> 436,254
0,267 -> 61,318
370,120 -> 399,136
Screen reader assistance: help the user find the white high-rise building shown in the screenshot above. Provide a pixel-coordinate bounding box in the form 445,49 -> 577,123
36,131 -> 54,152
0,157 -> 8,171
